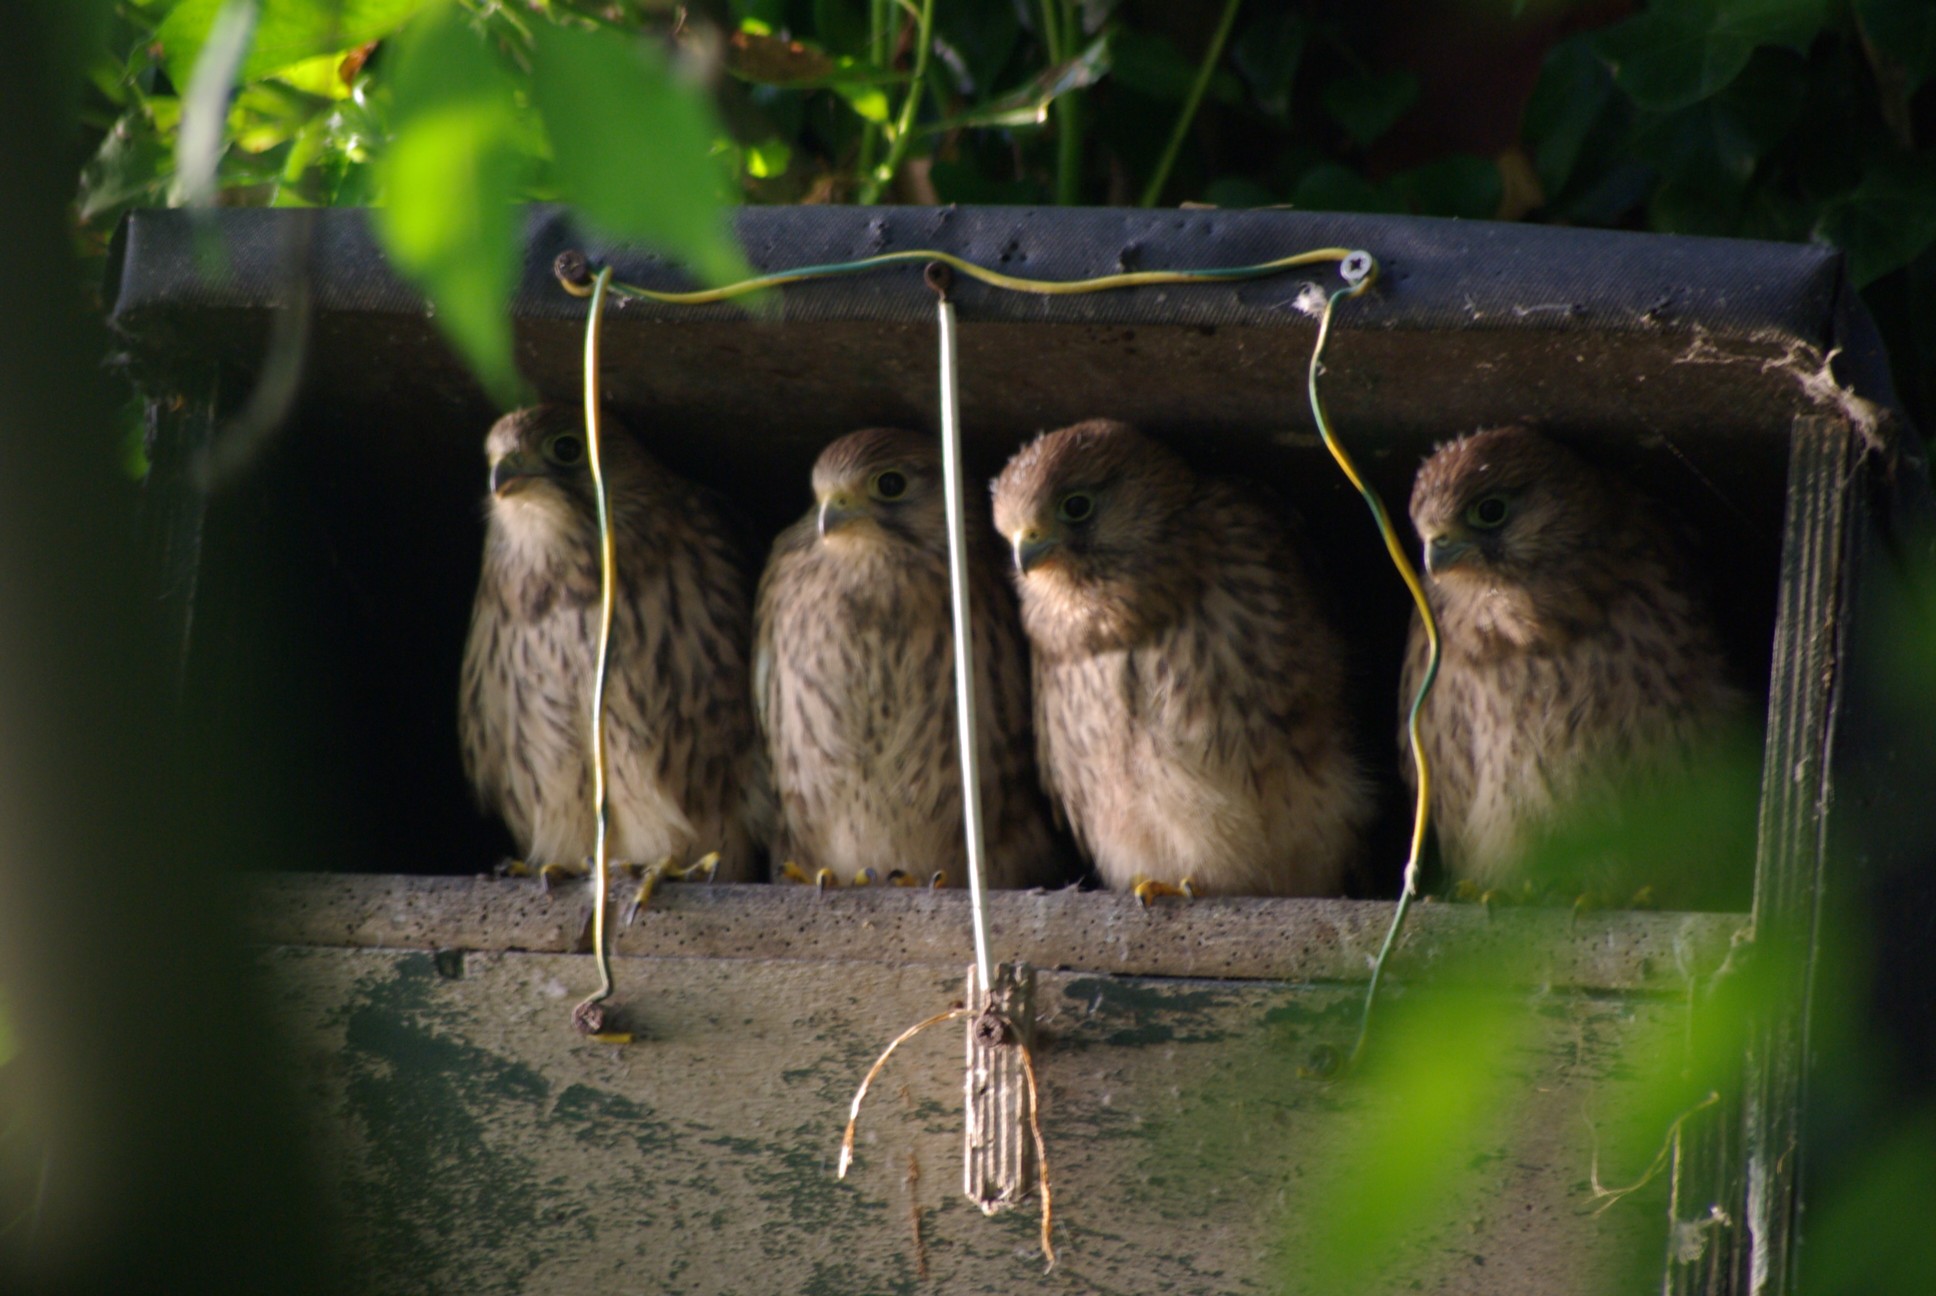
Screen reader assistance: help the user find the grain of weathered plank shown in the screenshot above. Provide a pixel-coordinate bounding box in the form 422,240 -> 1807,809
248,872 -> 1743,992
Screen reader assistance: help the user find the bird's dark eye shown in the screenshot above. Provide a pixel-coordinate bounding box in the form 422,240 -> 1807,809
1057,492 -> 1096,524
870,469 -> 908,501
1465,494 -> 1510,529
543,433 -> 585,467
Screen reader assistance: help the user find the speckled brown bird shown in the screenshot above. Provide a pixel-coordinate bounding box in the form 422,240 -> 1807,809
459,405 -> 767,881
1402,424 -> 1746,897
754,428 -> 1062,888
991,419 -> 1373,898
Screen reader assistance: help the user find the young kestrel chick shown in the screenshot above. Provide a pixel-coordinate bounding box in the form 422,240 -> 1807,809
459,405 -> 766,881
754,429 -> 1063,888
991,419 -> 1373,897
1402,425 -> 1746,898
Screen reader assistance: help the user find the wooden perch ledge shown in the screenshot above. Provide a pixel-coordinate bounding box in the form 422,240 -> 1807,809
247,871 -> 1744,993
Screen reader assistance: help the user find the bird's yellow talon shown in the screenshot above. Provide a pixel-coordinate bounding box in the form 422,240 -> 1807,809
539,859 -> 590,891
681,852 -> 720,884
884,868 -> 916,886
928,870 -> 947,889
779,860 -> 813,885
815,867 -> 836,891
1132,877 -> 1193,906
1628,884 -> 1657,910
853,867 -> 880,886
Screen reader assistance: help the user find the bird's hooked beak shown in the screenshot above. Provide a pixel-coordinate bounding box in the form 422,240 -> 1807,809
1011,526 -> 1059,575
1424,531 -> 1476,576
818,492 -> 864,539
490,450 -> 548,498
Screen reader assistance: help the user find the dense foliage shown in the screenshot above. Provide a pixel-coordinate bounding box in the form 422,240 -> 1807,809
74,0 -> 1936,422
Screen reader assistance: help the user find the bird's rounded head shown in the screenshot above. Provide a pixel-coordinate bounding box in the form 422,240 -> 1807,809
482,405 -> 661,536
1409,424 -> 1615,585
990,419 -> 1194,585
807,427 -> 946,552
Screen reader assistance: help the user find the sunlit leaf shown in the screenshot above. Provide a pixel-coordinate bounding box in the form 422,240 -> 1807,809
1593,0 -> 1829,113
1322,69 -> 1418,148
744,137 -> 792,179
528,22 -> 750,290
159,0 -> 434,88
373,2 -> 526,405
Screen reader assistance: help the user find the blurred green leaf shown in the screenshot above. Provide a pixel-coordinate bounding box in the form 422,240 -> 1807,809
528,22 -> 750,290
1592,0 -> 1829,113
1323,69 -> 1417,148
932,0 -> 1022,97
1814,152 -> 1936,287
1524,36 -> 1617,199
810,0 -> 872,56
1291,976 -> 1532,1294
1854,0 -> 1936,93
373,2 -> 525,405
171,0 -> 257,206
1805,1111 -> 1936,1289
158,0 -> 433,88
1111,28 -> 1241,106
1389,154 -> 1501,219
1231,9 -> 1305,120
1292,161 -> 1399,213
78,107 -> 172,220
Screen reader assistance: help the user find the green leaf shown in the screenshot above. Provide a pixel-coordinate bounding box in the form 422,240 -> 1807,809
1111,29 -> 1239,106
1230,9 -> 1306,120
1855,0 -> 1936,91
1388,154 -> 1501,220
1291,162 -> 1401,214
1322,70 -> 1418,148
1592,0 -> 1828,113
1814,153 -> 1936,287
528,22 -> 750,290
78,107 -> 172,221
159,0 -> 434,88
373,2 -> 526,405
1523,36 -> 1616,198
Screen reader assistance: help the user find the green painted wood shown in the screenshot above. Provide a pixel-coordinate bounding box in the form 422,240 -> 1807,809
265,943 -> 1702,1295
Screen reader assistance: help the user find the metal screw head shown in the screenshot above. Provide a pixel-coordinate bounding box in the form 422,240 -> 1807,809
1340,251 -> 1374,285
973,1010 -> 1011,1047
554,249 -> 592,287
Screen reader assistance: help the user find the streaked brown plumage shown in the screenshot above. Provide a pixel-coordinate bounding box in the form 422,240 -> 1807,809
459,405 -> 766,879
1402,424 -> 1745,896
991,419 -> 1372,896
754,428 -> 1062,887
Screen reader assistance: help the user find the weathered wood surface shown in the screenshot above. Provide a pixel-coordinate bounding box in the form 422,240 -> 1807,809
265,942 -> 1698,1296
251,871 -> 1744,990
